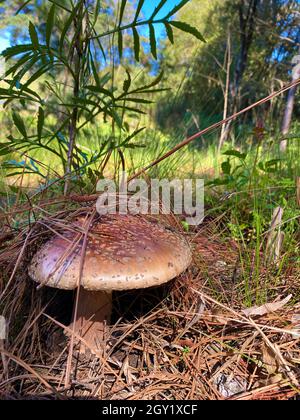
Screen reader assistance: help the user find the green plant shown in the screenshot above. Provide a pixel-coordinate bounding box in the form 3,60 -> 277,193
203,137 -> 300,305
0,0 -> 205,194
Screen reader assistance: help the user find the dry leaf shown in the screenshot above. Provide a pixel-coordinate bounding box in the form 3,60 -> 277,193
242,295 -> 292,317
121,355 -> 136,385
261,343 -> 278,375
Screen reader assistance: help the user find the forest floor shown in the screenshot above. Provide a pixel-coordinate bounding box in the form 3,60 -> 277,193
0,196 -> 299,400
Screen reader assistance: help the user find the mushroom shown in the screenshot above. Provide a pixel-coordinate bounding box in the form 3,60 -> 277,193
28,214 -> 192,352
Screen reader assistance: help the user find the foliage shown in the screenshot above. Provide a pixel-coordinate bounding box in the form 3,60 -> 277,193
206,132 -> 299,304
0,0 -> 205,192
156,0 -> 300,135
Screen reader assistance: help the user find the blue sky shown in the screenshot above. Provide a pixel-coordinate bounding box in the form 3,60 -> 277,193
0,0 -> 181,53
0,32 -> 10,53
142,0 -> 179,37
143,0 -> 178,16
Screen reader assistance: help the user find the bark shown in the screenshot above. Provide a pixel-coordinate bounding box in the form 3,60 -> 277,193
223,0 -> 260,142
280,46 -> 300,153
233,0 -> 259,100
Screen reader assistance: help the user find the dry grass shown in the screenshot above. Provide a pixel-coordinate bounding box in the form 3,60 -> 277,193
0,199 -> 299,400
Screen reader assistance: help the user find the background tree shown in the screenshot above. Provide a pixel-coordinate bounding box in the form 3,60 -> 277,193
156,0 -> 300,146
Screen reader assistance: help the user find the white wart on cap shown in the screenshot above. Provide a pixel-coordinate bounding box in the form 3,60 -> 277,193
29,214 -> 192,291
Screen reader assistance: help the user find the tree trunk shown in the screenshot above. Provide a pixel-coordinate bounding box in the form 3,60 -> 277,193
280,47 -> 300,153
222,0 -> 259,143
233,0 -> 259,103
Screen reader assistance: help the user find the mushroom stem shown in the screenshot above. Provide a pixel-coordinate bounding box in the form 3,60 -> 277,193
69,287 -> 112,353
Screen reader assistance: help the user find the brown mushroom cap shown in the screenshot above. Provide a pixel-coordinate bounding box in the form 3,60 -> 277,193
29,214 -> 192,291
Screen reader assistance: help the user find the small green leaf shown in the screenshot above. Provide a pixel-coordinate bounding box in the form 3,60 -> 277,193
12,54 -> 41,86
96,39 -> 107,61
12,112 -> 27,139
118,31 -> 123,59
265,158 -> 282,166
59,4 -> 80,53
223,149 -> 247,160
17,84 -> 42,101
133,71 -> 164,91
29,22 -> 40,50
221,160 -> 231,175
149,24 -> 157,59
93,0 -> 101,24
99,72 -> 111,86
181,221 -> 189,232
134,0 -> 145,22
47,0 -> 71,13
118,97 -> 153,104
46,4 -> 56,48
150,0 -> 168,20
128,87 -> 169,95
37,107 -> 44,140
164,0 -> 190,19
132,27 -> 140,61
115,105 -> 146,115
169,21 -> 206,42
119,0 -> 127,26
23,62 -> 52,89
3,52 -> 30,77
207,178 -> 229,186
5,171 -> 37,177
165,22 -> 174,44
2,44 -> 35,58
87,167 -> 97,184
124,143 -> 146,149
86,84 -> 114,98
16,0 -> 32,15
109,109 -> 123,129
123,70 -> 131,93
0,143 -> 12,156
119,127 -> 146,146
263,159 -> 282,173
90,55 -> 101,87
